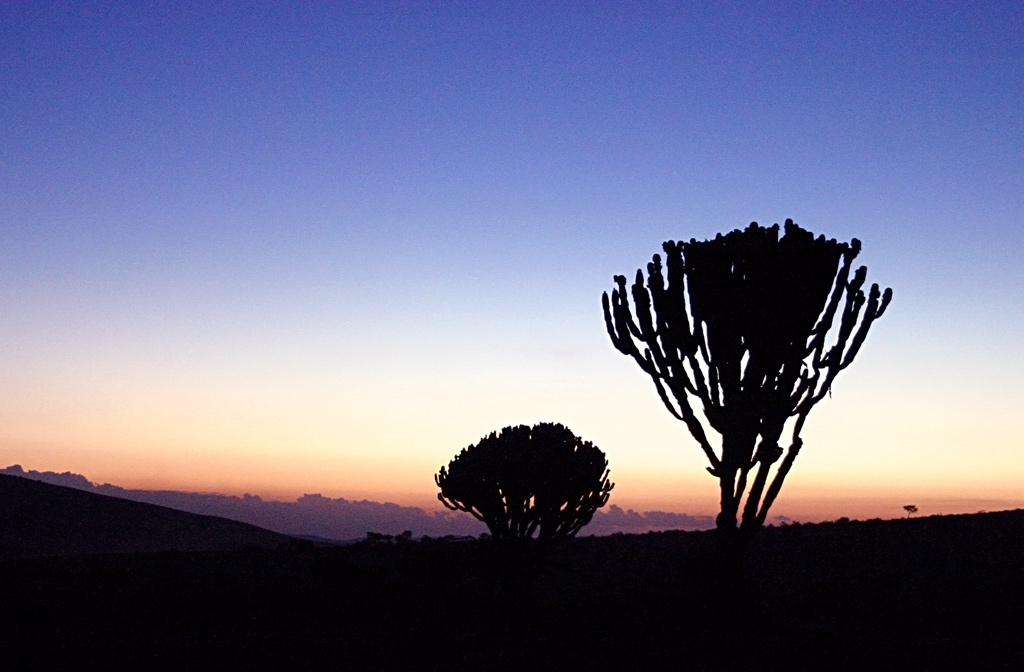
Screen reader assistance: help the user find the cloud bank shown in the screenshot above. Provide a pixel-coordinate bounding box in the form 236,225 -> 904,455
2,465 -> 714,540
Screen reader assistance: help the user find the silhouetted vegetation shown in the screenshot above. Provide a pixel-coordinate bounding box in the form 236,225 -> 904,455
435,423 -> 613,543
603,220 -> 891,541
435,423 -> 614,610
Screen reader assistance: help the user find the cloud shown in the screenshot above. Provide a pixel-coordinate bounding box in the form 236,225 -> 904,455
1,465 -> 714,540
584,504 -> 714,535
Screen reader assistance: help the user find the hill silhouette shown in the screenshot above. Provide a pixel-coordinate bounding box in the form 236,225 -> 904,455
0,473 -> 292,560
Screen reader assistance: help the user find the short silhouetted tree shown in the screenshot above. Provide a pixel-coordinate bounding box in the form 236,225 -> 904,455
904,504 -> 918,518
603,220 -> 891,542
437,423 -> 613,611
435,423 -> 613,543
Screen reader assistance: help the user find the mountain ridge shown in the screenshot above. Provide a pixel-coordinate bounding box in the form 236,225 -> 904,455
0,473 -> 293,560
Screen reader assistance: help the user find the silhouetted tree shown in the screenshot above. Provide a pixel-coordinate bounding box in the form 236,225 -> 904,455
603,220 -> 891,541
904,505 -> 918,518
436,423 -> 614,615
435,423 -> 614,543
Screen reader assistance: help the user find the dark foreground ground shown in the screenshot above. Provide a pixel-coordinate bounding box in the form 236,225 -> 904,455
3,511 -> 1024,671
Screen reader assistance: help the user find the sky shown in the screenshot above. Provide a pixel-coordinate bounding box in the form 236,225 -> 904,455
1,1 -> 1022,522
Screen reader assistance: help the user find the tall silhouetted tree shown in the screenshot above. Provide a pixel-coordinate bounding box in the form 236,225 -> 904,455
603,220 -> 891,540
435,423 -> 613,543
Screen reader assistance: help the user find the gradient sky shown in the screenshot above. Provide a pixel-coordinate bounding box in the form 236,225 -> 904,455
2,2 -> 1022,521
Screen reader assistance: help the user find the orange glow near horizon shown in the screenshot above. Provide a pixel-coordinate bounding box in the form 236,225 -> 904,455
2,324 -> 1022,525
5,431 -> 1024,525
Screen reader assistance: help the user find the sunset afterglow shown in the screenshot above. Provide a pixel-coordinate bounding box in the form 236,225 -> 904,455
2,2 -> 1022,524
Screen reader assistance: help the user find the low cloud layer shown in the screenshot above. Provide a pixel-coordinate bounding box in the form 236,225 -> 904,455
2,465 -> 714,540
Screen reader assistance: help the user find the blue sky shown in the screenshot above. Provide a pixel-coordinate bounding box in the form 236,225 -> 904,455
1,2 -> 1022,519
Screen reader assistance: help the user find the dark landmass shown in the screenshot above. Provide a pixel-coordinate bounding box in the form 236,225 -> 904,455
0,473 -> 292,560
1,464 -> 716,539
2,476 -> 1023,670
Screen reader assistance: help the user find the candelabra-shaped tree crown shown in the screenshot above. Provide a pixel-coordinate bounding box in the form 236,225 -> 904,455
435,423 -> 613,542
603,219 -> 891,534
681,221 -> 852,372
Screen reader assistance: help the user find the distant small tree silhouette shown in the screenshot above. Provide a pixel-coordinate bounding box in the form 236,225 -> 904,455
604,220 -> 891,542
435,423 -> 613,543
904,504 -> 918,518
